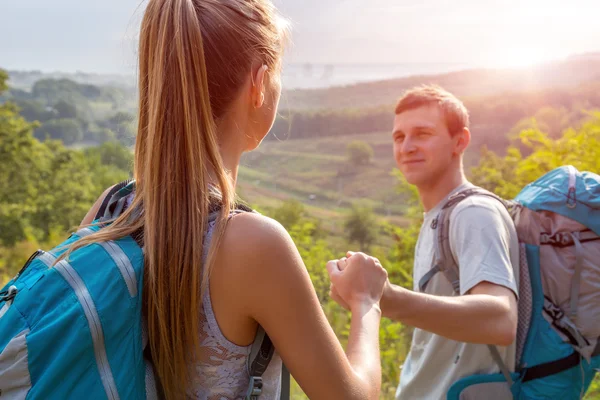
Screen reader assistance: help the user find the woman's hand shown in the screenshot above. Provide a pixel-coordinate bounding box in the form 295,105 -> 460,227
326,252 -> 387,312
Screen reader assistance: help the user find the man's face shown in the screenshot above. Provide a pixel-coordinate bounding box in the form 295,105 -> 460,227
392,104 -> 463,188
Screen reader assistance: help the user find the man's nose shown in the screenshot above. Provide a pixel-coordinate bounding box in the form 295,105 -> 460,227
400,137 -> 417,155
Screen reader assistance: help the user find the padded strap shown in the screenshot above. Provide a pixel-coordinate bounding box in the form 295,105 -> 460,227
248,326 -> 275,377
488,345 -> 514,386
430,186 -> 509,295
280,364 -> 290,400
246,326 -> 275,400
95,179 -> 132,220
418,264 -> 442,292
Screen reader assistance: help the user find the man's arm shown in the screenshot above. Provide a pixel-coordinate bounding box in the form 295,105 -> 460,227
339,199 -> 519,346
380,281 -> 517,346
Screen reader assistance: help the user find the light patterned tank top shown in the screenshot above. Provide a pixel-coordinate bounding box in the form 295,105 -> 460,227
188,217 -> 282,399
124,193 -> 282,399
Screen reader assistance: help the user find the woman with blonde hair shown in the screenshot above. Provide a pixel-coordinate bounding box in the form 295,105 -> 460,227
76,0 -> 387,398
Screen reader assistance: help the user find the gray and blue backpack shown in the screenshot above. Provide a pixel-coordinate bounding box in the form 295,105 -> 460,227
422,166 -> 600,399
0,181 -> 288,399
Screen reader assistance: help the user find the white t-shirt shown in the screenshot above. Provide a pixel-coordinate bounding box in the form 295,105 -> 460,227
396,182 -> 520,400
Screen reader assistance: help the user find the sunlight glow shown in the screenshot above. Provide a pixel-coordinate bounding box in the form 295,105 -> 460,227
486,48 -> 557,69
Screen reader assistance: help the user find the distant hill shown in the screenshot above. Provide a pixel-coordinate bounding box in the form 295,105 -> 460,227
280,56 -> 600,111
6,70 -> 135,91
4,54 -> 600,152
7,54 -> 600,113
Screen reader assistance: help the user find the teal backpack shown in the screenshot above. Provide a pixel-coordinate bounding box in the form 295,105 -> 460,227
423,166 -> 600,399
0,181 -> 287,399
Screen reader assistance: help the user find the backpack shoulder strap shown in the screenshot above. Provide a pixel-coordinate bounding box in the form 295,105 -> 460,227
424,186 -> 516,387
419,186 -> 508,293
95,179 -> 134,221
246,326 -> 275,399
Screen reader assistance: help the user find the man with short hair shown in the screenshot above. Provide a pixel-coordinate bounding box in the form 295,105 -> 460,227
332,85 -> 520,399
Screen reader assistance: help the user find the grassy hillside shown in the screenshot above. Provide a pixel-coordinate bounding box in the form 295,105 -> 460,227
240,132 -> 401,214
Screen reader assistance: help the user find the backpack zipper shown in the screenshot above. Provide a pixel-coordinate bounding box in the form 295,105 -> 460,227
14,249 -> 44,281
1,249 -> 44,321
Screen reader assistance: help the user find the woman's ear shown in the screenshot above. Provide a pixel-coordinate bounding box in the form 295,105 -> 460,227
251,64 -> 268,108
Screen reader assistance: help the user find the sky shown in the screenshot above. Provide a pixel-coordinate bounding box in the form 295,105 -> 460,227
1,0 -> 599,74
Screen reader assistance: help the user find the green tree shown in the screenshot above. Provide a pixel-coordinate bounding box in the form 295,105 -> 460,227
344,204 -> 379,251
346,140 -> 374,166
83,124 -> 117,144
30,141 -> 98,240
84,141 -> 133,172
271,199 -> 306,230
0,72 -> 46,245
15,99 -> 54,123
0,69 -> 8,93
53,99 -> 78,119
35,118 -> 83,145
288,221 -> 334,303
0,71 -> 130,245
100,111 -> 137,145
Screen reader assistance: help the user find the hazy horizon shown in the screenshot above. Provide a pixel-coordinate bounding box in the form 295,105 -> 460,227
2,0 -> 599,77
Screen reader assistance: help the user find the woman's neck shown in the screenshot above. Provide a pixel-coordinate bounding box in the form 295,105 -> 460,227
213,111 -> 248,188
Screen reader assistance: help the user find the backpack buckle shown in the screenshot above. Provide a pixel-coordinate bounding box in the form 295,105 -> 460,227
245,376 -> 263,399
567,188 -> 577,209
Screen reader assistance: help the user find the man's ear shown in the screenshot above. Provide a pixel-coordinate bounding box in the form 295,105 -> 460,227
251,64 -> 268,108
454,127 -> 471,155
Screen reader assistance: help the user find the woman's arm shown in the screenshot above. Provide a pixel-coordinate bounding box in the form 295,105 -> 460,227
215,213 -> 386,400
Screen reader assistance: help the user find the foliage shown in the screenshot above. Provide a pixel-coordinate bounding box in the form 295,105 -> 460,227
0,69 -> 9,94
1,73 -> 137,146
84,141 -> 134,173
471,112 -> 600,198
270,199 -> 306,230
343,204 -> 379,251
35,118 -> 83,145
2,69 -> 600,399
14,99 -> 55,123
346,140 -> 374,166
0,72 -> 129,249
53,99 -> 78,119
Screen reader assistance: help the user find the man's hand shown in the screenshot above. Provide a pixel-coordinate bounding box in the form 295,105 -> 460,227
328,252 -> 388,311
